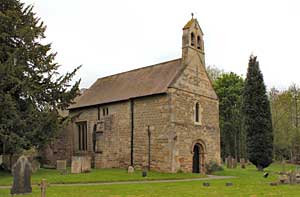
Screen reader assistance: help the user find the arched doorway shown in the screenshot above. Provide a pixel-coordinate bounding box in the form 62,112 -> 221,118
192,143 -> 205,173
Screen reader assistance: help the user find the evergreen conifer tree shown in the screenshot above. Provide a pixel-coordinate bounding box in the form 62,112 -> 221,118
0,0 -> 80,155
242,55 -> 273,170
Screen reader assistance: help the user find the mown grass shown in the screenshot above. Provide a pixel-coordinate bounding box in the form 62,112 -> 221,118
0,163 -> 299,196
0,167 -> 204,186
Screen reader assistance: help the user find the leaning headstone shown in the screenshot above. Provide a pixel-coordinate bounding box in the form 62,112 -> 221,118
81,156 -> 91,173
71,156 -> 81,174
240,158 -> 246,169
127,166 -> 134,173
11,155 -> 32,195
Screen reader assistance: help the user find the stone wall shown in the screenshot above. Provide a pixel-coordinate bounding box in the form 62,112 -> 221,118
69,94 -> 173,172
169,88 -> 220,172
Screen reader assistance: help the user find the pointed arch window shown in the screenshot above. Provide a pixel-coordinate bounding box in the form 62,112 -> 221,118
197,36 -> 201,49
191,32 -> 195,46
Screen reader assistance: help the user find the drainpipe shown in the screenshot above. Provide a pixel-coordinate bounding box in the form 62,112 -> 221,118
147,125 -> 151,171
130,99 -> 134,166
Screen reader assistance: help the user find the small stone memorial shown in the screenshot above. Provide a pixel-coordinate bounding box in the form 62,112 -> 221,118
0,155 -> 3,165
232,158 -> 237,168
127,166 -> 134,173
71,156 -> 81,174
81,156 -> 91,172
57,160 -> 67,170
240,158 -> 246,169
11,155 -> 32,195
71,156 -> 91,174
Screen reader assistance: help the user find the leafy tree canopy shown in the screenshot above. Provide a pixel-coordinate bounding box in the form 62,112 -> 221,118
0,0 -> 80,154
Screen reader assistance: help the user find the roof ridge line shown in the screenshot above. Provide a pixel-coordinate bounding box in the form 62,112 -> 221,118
96,58 -> 182,81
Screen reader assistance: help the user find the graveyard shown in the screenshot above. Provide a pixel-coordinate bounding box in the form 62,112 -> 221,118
1,162 -> 300,196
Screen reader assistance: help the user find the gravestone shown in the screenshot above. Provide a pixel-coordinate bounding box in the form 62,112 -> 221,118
127,166 -> 134,173
0,155 -> 3,165
226,156 -> 233,168
232,158 -> 237,168
57,160 -> 67,171
203,182 -> 210,187
240,158 -> 246,169
81,156 -> 91,172
71,156 -> 81,174
71,156 -> 91,174
11,155 -> 32,195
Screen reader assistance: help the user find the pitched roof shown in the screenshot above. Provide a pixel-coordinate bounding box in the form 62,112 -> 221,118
69,59 -> 182,109
183,18 -> 196,30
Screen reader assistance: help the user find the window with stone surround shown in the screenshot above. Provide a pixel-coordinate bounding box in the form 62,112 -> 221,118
195,102 -> 201,124
102,107 -> 109,116
77,121 -> 87,151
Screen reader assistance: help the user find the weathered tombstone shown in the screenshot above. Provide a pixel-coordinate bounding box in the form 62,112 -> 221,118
0,155 -> 3,165
203,182 -> 210,187
127,166 -> 134,173
11,155 -> 32,195
232,158 -> 237,168
57,160 -> 67,170
226,156 -> 232,169
81,156 -> 91,172
240,158 -> 246,169
57,160 -> 67,174
71,156 -> 81,174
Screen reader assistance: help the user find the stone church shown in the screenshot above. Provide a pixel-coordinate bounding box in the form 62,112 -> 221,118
60,18 -> 220,173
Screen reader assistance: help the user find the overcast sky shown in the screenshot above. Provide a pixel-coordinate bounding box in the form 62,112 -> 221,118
23,0 -> 300,90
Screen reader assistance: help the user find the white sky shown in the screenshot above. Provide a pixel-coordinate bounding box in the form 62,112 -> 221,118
23,0 -> 300,90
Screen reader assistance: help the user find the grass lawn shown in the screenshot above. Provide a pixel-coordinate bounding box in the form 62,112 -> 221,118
0,167 -> 204,186
0,163 -> 300,196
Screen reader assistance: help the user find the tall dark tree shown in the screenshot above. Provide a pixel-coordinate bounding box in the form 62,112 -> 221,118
0,0 -> 80,155
213,72 -> 245,160
242,55 -> 273,170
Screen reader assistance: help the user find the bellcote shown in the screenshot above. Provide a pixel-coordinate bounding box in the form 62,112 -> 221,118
182,18 -> 204,52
